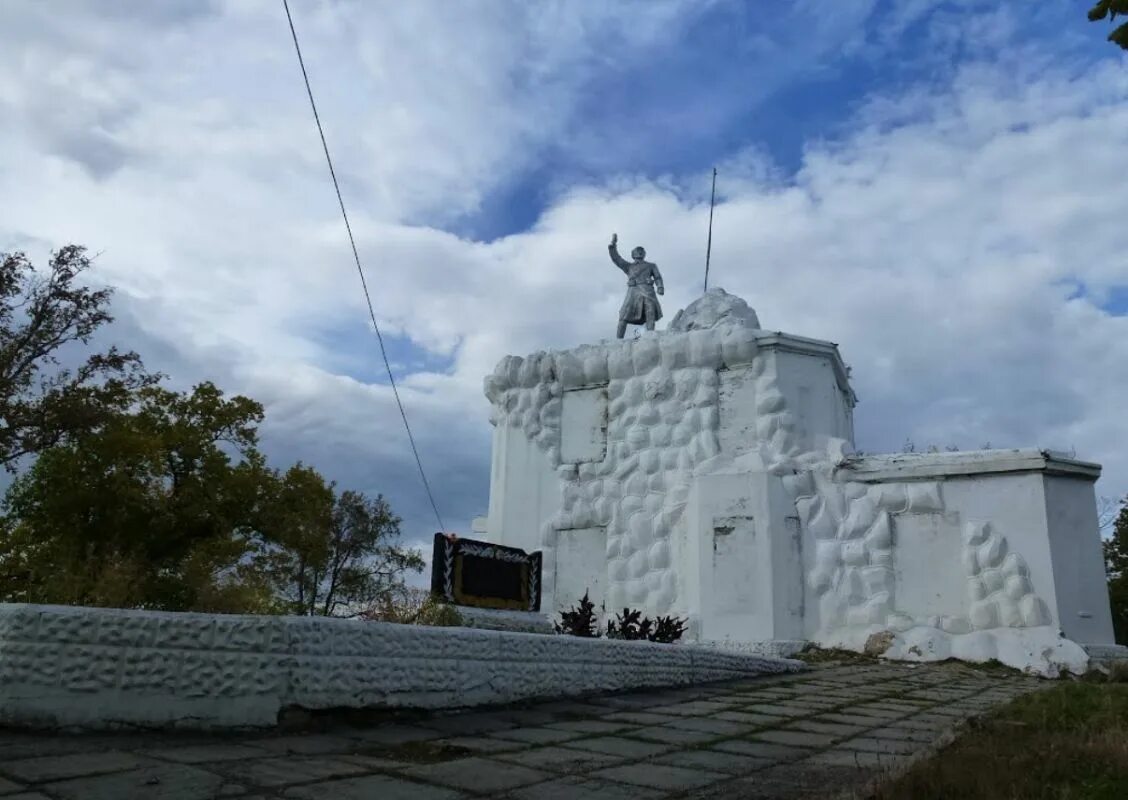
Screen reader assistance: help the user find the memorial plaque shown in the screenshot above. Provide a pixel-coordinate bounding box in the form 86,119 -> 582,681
431,533 -> 543,611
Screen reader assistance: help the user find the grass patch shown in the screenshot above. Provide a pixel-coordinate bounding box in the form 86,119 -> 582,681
932,657 -> 1025,677
793,645 -> 879,665
871,682 -> 1128,799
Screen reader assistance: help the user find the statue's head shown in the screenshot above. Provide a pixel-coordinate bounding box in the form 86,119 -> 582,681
631,246 -> 646,261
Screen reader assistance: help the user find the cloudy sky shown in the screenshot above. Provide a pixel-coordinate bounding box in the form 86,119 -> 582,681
3,0 -> 1127,566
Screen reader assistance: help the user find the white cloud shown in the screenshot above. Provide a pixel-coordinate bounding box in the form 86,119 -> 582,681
2,0 -> 1127,560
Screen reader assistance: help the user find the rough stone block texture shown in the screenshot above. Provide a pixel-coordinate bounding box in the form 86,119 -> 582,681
0,603 -> 801,731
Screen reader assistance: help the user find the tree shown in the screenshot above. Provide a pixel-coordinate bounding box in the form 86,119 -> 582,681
1089,0 -> 1128,50
323,490 -> 424,616
0,246 -> 156,469
0,244 -> 422,617
0,382 -> 276,612
1103,497 -> 1128,644
258,472 -> 425,616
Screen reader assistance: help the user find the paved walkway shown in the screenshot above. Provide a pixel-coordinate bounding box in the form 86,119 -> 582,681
0,662 -> 1043,800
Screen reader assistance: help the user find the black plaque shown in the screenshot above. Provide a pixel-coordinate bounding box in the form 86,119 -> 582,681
431,533 -> 542,611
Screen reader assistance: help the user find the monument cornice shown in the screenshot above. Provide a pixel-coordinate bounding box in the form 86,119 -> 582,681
838,448 -> 1102,482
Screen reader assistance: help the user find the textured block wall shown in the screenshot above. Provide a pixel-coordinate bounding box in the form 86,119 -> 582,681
0,603 -> 802,731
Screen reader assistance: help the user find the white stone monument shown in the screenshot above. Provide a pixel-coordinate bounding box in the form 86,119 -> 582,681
480,288 -> 1122,676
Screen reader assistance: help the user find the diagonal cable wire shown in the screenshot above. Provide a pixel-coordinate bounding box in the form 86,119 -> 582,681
282,0 -> 445,532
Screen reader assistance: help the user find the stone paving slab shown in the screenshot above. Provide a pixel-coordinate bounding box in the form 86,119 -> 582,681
629,725 -> 722,745
503,775 -> 665,799
786,720 -> 871,737
545,719 -> 634,735
218,756 -> 367,788
710,740 -> 815,762
560,736 -> 675,759
714,711 -> 789,726
489,726 -> 583,745
243,734 -> 358,756
601,710 -> 684,725
753,730 -> 841,748
41,764 -> 233,800
399,756 -> 550,794
282,774 -> 463,800
0,752 -> 151,783
653,748 -> 775,775
493,744 -> 624,772
430,735 -> 525,754
0,662 -> 1047,799
666,717 -> 757,737
600,762 -> 728,791
142,744 -> 272,763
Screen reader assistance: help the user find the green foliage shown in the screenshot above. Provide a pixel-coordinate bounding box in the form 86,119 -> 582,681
606,607 -> 652,640
0,245 -> 422,616
0,246 -> 157,470
1089,0 -> 1128,49
605,607 -> 688,643
651,614 -> 688,644
557,597 -> 686,643
360,587 -> 462,627
554,591 -> 600,637
0,382 -> 275,611
1104,497 -> 1128,644
257,474 -> 425,616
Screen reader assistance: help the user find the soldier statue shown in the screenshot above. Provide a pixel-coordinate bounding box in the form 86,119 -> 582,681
608,233 -> 664,338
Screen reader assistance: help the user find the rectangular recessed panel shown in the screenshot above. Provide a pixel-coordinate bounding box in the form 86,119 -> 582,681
560,386 -> 608,463
892,513 -> 964,620
554,527 -> 607,615
718,367 -> 757,457
713,515 -> 756,613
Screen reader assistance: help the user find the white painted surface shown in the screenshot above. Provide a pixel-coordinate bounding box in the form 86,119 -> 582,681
825,625 -> 1092,678
892,513 -> 964,620
559,386 -> 608,464
480,290 -> 1117,677
554,527 -> 607,615
0,604 -> 803,731
717,367 -> 757,458
1042,474 -> 1117,645
485,421 -> 558,555
482,296 -> 855,618
842,449 -> 1101,481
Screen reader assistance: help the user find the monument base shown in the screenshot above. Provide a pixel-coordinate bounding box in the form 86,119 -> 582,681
1085,643 -> 1128,670
695,639 -> 810,660
0,603 -> 803,731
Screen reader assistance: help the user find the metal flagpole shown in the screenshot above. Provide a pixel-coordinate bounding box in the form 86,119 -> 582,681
703,167 -> 717,293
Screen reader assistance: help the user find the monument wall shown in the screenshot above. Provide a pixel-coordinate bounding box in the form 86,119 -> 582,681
0,603 -> 800,730
483,292 -> 856,624
480,288 -> 1120,675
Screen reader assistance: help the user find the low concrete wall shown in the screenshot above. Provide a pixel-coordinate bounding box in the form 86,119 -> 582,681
0,603 -> 802,731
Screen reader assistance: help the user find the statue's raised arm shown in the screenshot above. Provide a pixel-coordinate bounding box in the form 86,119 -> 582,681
608,232 -> 631,271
